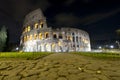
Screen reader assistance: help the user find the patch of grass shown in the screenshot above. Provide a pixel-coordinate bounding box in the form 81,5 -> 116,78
69,52 -> 120,59
0,52 -> 53,60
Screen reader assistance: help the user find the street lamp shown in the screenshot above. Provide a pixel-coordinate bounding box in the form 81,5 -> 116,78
116,41 -> 120,49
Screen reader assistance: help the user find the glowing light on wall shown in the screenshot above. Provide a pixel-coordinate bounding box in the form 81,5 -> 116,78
45,32 -> 49,38
39,33 -> 42,39
35,23 -> 38,29
24,36 -> 27,42
27,26 -> 30,32
27,35 -> 29,40
30,35 -> 32,40
67,36 -> 72,41
25,27 -> 27,32
46,44 -> 51,51
58,41 -> 62,46
52,43 -> 55,48
34,34 -> 37,39
40,22 -> 43,28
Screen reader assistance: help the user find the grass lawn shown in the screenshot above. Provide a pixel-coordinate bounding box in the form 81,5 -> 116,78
0,52 -> 120,60
0,52 -> 53,60
69,52 -> 120,59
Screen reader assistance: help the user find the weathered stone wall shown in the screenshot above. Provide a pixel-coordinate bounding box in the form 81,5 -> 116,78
20,8 -> 91,52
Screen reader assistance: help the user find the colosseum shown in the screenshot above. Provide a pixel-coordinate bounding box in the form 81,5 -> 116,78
20,8 -> 91,52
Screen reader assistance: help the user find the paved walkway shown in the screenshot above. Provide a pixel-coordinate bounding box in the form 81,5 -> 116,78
0,53 -> 120,80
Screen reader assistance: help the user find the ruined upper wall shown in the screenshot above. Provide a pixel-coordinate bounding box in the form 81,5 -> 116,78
23,8 -> 46,27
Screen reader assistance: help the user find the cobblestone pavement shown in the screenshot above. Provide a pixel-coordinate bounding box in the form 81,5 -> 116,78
0,53 -> 120,80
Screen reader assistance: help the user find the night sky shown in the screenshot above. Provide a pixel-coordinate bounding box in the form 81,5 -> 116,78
0,0 -> 120,44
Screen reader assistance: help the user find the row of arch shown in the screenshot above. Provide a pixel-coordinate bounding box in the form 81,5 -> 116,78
23,22 -> 44,33
22,32 -> 89,44
23,32 -> 73,42
23,32 -> 48,42
24,42 -> 71,52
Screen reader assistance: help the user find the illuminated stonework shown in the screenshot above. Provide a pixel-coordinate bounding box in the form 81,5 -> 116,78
20,8 -> 91,52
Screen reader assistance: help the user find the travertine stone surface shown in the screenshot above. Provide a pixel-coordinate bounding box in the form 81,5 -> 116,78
0,53 -> 120,80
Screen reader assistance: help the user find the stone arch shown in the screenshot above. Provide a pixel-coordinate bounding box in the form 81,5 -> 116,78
41,43 -> 45,52
30,34 -> 33,40
53,33 -> 57,39
45,32 -> 49,38
51,43 -> 55,52
27,26 -> 30,32
27,35 -> 29,40
72,32 -> 75,36
34,23 -> 39,29
39,33 -> 42,39
45,43 -> 51,52
34,34 -> 38,39
58,33 -> 63,39
40,22 -> 43,28
24,36 -> 27,42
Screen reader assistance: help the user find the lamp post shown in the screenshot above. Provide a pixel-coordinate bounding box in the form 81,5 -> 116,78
116,41 -> 120,49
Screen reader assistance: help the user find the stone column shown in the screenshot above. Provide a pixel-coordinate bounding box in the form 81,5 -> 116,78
75,33 -> 77,51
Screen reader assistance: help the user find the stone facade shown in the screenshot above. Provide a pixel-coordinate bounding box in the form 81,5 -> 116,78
20,8 -> 91,52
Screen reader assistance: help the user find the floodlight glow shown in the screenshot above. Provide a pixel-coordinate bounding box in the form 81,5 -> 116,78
98,46 -> 102,49
16,47 -> 19,50
110,45 -> 114,48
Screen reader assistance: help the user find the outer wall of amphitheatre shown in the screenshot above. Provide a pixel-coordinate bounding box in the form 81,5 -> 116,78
20,9 -> 91,52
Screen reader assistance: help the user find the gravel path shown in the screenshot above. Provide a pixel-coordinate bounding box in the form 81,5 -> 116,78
0,53 -> 120,80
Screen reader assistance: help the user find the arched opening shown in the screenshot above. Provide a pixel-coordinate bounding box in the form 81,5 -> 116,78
52,43 -> 55,51
45,32 -> 49,38
24,36 -> 27,42
45,43 -> 51,51
27,26 -> 30,32
22,38 -> 24,43
58,41 -> 62,46
53,33 -> 57,39
30,35 -> 32,40
27,35 -> 29,40
34,34 -> 37,39
25,27 -> 28,32
72,32 -> 74,35
35,23 -> 38,29
59,34 -> 63,39
23,28 -> 25,33
40,22 -> 43,28
39,33 -> 42,39
67,36 -> 72,41
79,37 -> 81,42
76,36 -> 78,42
73,37 -> 75,42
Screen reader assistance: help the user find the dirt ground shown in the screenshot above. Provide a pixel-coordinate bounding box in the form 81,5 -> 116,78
0,53 -> 120,80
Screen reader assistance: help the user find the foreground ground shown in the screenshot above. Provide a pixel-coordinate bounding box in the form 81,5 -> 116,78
0,53 -> 120,80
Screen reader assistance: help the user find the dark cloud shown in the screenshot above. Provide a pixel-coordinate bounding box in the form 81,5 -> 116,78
80,8 -> 120,25
64,0 -> 75,5
54,13 -> 80,26
0,0 -> 50,21
54,8 -> 120,26
12,0 -> 50,21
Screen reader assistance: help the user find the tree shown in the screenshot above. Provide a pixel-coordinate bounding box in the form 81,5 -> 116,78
0,26 -> 7,51
116,29 -> 120,36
